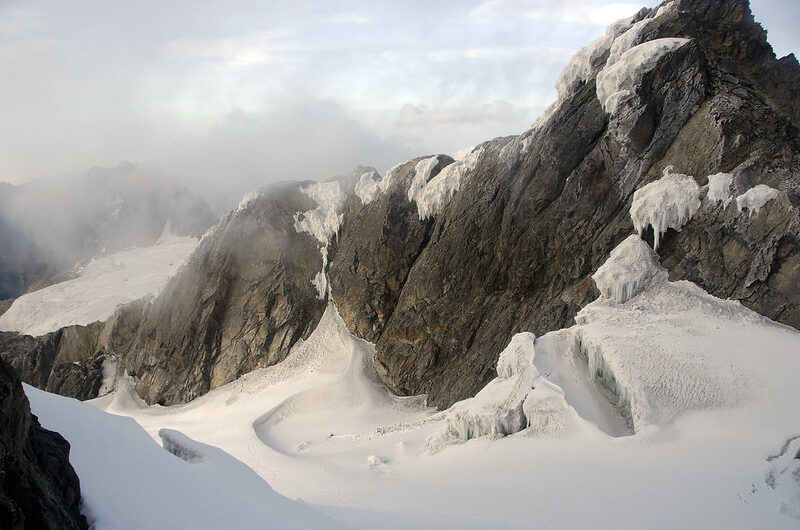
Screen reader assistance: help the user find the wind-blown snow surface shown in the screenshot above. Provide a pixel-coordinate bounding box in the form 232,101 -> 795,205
61,261 -> 800,529
0,234 -> 197,336
25,384 -> 345,530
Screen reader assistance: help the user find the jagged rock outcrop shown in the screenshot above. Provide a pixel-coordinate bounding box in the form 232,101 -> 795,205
330,156 -> 452,342
0,161 -> 216,299
0,358 -> 87,529
327,0 -> 800,407
123,182 -> 328,405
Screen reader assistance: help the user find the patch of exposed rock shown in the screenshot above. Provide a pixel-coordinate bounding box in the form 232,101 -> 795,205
0,358 -> 87,529
123,181 -> 328,405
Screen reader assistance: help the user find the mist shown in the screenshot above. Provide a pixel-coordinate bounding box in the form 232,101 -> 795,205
1,0 -> 797,213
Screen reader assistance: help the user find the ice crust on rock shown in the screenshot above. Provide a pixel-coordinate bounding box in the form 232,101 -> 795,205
293,181 -> 346,299
736,184 -> 781,217
630,167 -> 701,250
555,17 -> 634,100
593,235 -> 666,304
293,181 -> 345,246
235,190 -> 262,212
706,172 -> 734,208
555,0 -> 678,106
410,147 -> 483,220
407,156 -> 442,205
597,38 -> 690,114
354,170 -> 381,205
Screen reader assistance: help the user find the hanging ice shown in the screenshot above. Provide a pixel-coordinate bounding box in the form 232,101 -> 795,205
293,181 -> 346,299
596,38 -> 690,114
706,172 -> 734,208
409,147 -> 483,220
630,167 -> 701,250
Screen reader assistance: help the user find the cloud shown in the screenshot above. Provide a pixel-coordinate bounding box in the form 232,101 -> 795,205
399,101 -> 517,127
470,0 -> 644,25
329,14 -> 370,25
525,2 -> 643,25
153,97 -> 421,212
163,30 -> 295,67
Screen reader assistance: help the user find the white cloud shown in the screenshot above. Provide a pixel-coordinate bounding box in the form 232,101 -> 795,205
163,31 -> 295,67
329,14 -> 370,24
525,2 -> 642,25
399,101 -> 516,127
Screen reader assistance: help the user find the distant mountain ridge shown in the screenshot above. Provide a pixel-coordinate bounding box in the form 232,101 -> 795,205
0,162 -> 216,299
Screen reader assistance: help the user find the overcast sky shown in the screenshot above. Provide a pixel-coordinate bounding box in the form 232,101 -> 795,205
1,0 -> 797,207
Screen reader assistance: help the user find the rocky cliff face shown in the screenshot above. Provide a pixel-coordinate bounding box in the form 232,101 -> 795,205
327,0 -> 800,408
0,358 -> 87,529
123,181 -> 328,405
4,0 -> 798,412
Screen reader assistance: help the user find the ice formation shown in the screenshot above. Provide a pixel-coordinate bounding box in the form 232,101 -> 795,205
160,428 -> 207,463
407,156 -> 442,205
706,172 -> 734,208
555,0 -> 678,104
410,147 -> 483,220
555,17 -> 634,99
630,167 -> 701,250
427,332 -> 579,450
354,170 -> 381,204
592,234 -> 666,303
293,181 -> 346,299
736,184 -> 781,217
596,38 -> 690,114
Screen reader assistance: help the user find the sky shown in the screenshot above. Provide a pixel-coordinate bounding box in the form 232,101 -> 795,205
1,0 -> 798,209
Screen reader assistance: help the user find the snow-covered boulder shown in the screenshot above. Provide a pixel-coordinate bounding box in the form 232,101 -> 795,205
593,235 -> 666,304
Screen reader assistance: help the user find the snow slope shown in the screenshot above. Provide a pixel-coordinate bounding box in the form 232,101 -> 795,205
26,384 -> 345,530
0,234 -> 197,336
68,265 -> 800,529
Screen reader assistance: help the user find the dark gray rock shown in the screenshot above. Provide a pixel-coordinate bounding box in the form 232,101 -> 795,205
0,299 -> 12,318
0,358 -> 88,530
329,156 -> 452,342
124,181 -> 327,405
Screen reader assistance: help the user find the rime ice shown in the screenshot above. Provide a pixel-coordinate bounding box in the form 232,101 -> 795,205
630,168 -> 701,250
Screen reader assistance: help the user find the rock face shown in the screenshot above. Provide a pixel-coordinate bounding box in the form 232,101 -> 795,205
0,358 -> 87,529
327,0 -> 800,408
0,161 -> 216,300
123,182 -> 328,405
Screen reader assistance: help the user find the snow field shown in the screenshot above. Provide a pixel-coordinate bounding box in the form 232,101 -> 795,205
0,233 -> 197,336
